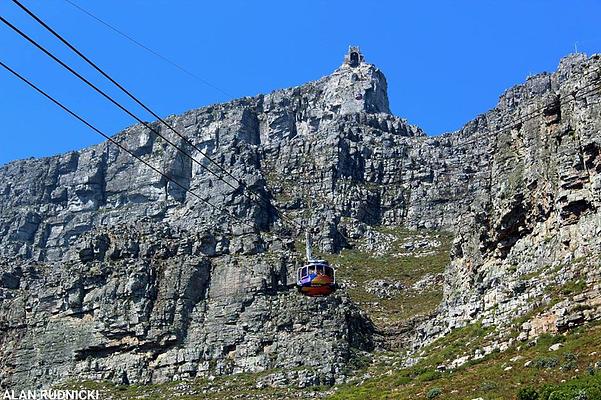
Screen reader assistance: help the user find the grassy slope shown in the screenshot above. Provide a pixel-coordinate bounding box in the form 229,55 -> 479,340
329,321 -> 601,399
326,227 -> 452,325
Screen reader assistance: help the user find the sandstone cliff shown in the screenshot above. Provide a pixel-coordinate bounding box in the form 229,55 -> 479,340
0,49 -> 600,390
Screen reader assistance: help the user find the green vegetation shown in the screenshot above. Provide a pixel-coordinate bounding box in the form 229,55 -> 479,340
517,386 -> 540,400
532,355 -> 560,369
323,226 -> 453,324
545,277 -> 589,299
559,279 -> 587,296
517,374 -> 601,400
426,387 -> 442,399
328,322 -> 601,400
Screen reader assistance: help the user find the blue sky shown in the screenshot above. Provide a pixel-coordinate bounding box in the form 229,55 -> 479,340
1,0 -> 600,165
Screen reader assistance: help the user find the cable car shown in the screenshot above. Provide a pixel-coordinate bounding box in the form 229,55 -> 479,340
296,231 -> 337,297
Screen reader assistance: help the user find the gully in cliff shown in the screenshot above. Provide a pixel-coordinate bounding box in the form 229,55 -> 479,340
296,230 -> 337,297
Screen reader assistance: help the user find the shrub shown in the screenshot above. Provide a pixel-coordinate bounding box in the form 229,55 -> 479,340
394,375 -> 411,386
561,352 -> 578,371
517,386 -> 539,400
536,334 -> 566,349
530,373 -> 601,400
417,370 -> 442,382
532,356 -> 560,369
426,387 -> 442,399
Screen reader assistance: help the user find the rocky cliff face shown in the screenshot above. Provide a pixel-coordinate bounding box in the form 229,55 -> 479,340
441,54 -> 601,335
406,53 -> 601,352
1,49 -> 600,390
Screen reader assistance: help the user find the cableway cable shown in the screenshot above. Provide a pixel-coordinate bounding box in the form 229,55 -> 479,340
0,13 -> 300,231
60,0 -> 232,98
0,59 -> 256,231
8,1 -> 303,231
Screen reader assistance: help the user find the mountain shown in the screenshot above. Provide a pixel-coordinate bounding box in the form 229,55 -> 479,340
0,48 -> 600,398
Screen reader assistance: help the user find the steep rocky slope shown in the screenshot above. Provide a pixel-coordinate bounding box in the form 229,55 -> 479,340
0,49 -> 600,393
424,53 -> 601,345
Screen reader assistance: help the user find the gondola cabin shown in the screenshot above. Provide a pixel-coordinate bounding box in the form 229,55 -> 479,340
296,231 -> 337,297
296,260 -> 336,297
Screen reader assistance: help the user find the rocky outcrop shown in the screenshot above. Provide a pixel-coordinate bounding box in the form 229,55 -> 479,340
1,48 -> 600,389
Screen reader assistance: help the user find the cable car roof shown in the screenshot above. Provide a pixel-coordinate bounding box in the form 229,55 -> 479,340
305,259 -> 330,265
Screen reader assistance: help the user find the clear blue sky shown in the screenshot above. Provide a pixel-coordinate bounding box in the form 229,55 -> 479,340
1,0 -> 600,165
